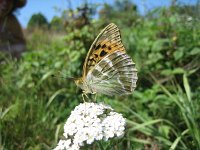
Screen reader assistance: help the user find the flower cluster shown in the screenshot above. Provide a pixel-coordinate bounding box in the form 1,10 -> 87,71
54,102 -> 126,150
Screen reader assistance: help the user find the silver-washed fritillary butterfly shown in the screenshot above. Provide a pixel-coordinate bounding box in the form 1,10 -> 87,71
74,23 -> 138,96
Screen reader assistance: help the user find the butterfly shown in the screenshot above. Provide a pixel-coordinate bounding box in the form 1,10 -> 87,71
74,23 -> 137,96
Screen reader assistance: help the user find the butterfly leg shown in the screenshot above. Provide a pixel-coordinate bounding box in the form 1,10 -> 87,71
93,93 -> 97,102
90,91 -> 97,102
84,93 -> 89,101
82,92 -> 89,115
81,93 -> 86,103
82,92 -> 89,102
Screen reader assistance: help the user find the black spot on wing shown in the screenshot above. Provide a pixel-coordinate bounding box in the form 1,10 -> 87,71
108,46 -> 112,50
100,50 -> 107,57
89,58 -> 95,62
102,44 -> 106,48
87,58 -> 96,66
95,44 -> 101,50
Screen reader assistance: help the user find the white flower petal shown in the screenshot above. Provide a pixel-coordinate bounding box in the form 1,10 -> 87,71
55,102 -> 126,150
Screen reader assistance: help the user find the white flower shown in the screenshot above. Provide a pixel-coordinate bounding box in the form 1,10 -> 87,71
54,102 -> 126,150
54,139 -> 71,150
68,144 -> 80,150
102,112 -> 126,140
187,16 -> 193,22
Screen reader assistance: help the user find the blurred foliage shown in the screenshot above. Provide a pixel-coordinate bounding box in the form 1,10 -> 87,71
50,16 -> 64,31
63,2 -> 97,30
1,0 -> 200,149
99,0 -> 139,27
27,13 -> 49,30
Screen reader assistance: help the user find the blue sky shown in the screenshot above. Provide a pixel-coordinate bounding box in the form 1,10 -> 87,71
16,0 -> 196,28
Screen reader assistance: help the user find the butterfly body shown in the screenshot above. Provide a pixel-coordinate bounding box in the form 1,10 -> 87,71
75,23 -> 137,96
74,77 -> 95,94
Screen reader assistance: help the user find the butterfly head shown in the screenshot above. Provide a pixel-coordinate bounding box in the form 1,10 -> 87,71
74,77 -> 93,94
74,77 -> 84,88
74,77 -> 88,92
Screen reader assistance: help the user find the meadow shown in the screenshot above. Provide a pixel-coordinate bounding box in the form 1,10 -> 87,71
1,2 -> 200,150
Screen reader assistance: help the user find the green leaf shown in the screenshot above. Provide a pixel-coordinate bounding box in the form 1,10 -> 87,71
159,125 -> 171,138
183,74 -> 191,102
190,47 -> 200,55
170,129 -> 189,150
46,88 -> 67,108
173,48 -> 184,60
169,16 -> 177,24
172,68 -> 185,74
152,39 -> 170,52
161,68 -> 185,76
161,69 -> 173,76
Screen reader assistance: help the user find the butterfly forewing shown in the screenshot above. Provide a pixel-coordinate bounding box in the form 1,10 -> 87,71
75,23 -> 138,96
86,51 -> 137,96
83,23 -> 125,77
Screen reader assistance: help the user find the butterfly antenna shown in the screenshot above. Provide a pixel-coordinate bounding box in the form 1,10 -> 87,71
51,72 -> 75,80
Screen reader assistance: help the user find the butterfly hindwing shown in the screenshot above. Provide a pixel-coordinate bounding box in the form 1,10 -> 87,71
83,23 -> 125,77
86,51 -> 137,96
74,23 -> 138,96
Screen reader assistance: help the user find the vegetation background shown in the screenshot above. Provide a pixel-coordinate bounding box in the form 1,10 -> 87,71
1,0 -> 200,149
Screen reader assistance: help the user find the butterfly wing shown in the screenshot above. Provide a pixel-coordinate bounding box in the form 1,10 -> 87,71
86,51 -> 137,96
83,23 -> 125,78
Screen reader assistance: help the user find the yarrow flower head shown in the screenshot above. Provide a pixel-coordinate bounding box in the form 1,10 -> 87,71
54,102 -> 126,150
